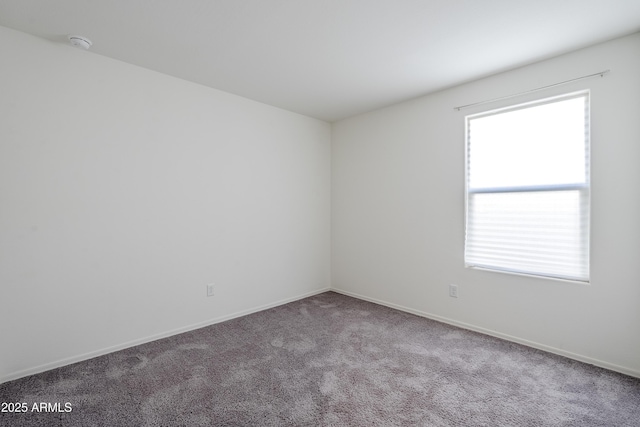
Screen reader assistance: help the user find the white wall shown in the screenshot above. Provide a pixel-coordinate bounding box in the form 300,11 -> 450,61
0,26 -> 331,382
332,33 -> 640,376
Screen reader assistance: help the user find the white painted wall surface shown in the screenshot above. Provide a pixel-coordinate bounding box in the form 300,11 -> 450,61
0,26 -> 331,382
332,33 -> 640,376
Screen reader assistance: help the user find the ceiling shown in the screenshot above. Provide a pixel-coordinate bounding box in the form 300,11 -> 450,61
1,1 -> 640,122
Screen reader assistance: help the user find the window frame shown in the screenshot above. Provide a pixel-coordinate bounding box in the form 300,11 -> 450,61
464,90 -> 591,283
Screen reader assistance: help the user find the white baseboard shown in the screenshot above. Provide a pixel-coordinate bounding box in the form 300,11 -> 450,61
6,286 -> 637,384
330,287 -> 640,379
1,287 -> 330,384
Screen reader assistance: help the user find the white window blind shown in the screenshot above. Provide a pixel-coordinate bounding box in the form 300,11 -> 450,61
465,92 -> 590,282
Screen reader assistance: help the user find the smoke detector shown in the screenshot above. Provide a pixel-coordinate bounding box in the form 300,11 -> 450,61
67,35 -> 92,50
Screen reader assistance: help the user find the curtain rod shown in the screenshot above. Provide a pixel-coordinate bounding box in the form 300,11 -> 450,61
453,69 -> 610,111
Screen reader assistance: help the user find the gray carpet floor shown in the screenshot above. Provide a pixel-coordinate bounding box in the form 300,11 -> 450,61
1,291 -> 639,426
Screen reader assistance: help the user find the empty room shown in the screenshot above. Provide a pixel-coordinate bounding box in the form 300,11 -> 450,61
1,1 -> 639,426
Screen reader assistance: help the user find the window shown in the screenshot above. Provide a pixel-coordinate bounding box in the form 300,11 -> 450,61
465,91 -> 590,282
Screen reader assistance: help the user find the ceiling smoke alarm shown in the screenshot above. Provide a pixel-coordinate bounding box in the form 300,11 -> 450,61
67,35 -> 92,50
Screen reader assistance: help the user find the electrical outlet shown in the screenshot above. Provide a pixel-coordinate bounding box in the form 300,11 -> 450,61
207,283 -> 215,297
449,284 -> 458,298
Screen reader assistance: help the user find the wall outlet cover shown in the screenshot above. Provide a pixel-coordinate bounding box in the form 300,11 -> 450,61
449,284 -> 458,298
